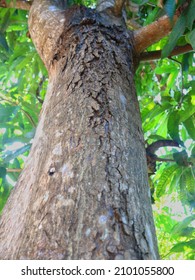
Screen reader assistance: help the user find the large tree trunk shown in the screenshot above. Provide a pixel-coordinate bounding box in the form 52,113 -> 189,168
0,1 -> 159,259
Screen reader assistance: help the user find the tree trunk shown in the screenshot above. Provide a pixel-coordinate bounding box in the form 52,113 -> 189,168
0,2 -> 159,259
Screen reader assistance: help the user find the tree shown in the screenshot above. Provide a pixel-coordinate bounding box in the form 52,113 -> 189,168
0,0 -> 194,259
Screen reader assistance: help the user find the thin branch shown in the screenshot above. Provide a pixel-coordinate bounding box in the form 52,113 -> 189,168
7,168 -> 23,173
140,44 -> 193,62
127,19 -> 142,30
155,157 -> 175,163
0,96 -> 37,127
21,108 -> 37,127
146,139 -> 179,156
0,0 -> 32,10
133,1 -> 191,54
36,76 -> 46,104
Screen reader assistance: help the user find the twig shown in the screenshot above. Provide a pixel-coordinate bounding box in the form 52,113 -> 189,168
155,157 -> 175,162
0,97 -> 37,127
6,168 -> 22,173
36,76 -> 46,104
139,44 -> 193,62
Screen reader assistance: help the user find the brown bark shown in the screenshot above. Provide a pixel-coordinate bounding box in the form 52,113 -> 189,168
133,0 -> 191,54
134,14 -> 177,54
0,2 -> 159,259
0,0 -> 191,58
0,0 -> 32,10
140,44 -> 193,62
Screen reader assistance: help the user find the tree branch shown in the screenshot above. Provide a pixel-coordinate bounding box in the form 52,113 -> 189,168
146,139 -> 180,175
134,14 -> 177,54
0,0 -> 32,10
140,44 -> 193,62
28,0 -> 70,72
112,0 -> 125,16
7,168 -> 23,173
133,1 -> 191,54
146,140 -> 179,156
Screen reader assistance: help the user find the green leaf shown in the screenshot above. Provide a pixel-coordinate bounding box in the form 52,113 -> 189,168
183,116 -> 195,140
186,0 -> 195,30
0,167 -> 7,178
167,71 -> 179,89
172,215 -> 195,235
2,144 -> 31,163
156,165 -> 178,198
162,14 -> 186,58
187,29 -> 195,50
179,104 -> 195,123
178,227 -> 195,237
155,65 -> 178,74
178,168 -> 195,206
164,0 -> 176,21
0,180 -> 12,214
0,10 -> 10,32
0,104 -> 20,123
186,239 -> 195,249
182,53 -> 190,72
173,150 -> 189,166
167,111 -> 181,144
186,169 -> 195,193
0,32 -> 9,51
155,211 -> 177,233
169,167 -> 182,193
170,242 -> 186,253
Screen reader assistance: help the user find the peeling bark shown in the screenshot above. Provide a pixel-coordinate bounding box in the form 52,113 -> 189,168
0,3 -> 159,259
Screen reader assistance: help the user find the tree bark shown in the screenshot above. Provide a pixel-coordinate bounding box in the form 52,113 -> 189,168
0,0 -> 32,10
0,2 -> 159,259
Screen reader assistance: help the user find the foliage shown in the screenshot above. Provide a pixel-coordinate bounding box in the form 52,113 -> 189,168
134,0 -> 195,259
0,0 -> 194,259
0,6 -> 47,213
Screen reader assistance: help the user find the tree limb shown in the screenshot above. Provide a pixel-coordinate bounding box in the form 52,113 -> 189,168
0,0 -> 32,10
146,139 -> 180,175
112,0 -> 125,17
133,1 -> 191,54
140,44 -> 193,62
146,140 -> 179,156
134,14 -> 177,54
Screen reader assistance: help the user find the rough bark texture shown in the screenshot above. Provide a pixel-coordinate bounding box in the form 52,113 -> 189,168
0,3 -> 159,259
